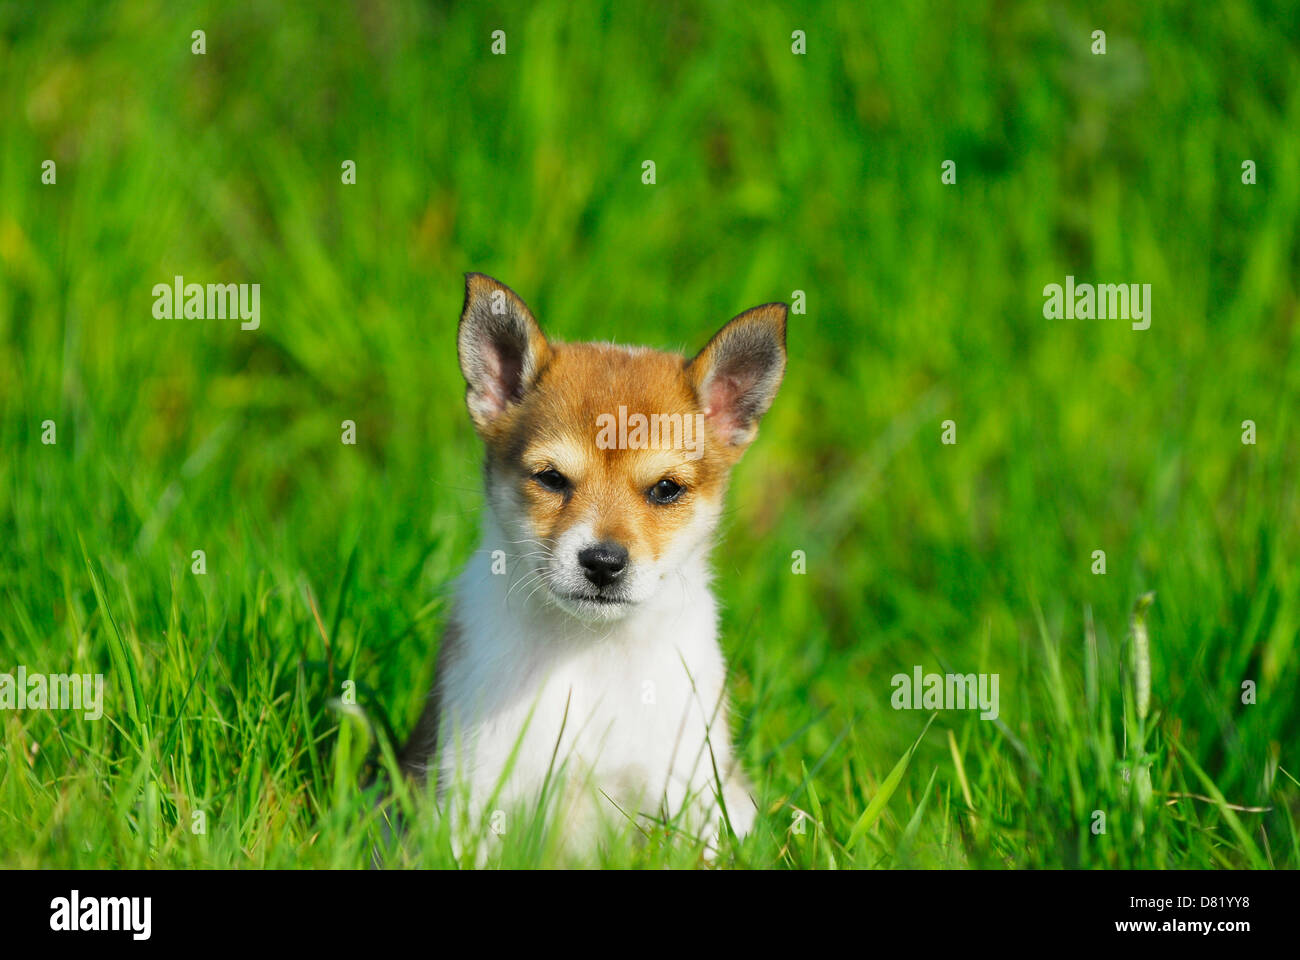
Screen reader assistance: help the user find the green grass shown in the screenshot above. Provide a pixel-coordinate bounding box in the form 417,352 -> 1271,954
1,0 -> 1298,868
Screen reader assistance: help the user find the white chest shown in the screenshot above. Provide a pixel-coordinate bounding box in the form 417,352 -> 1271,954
437,546 -> 738,839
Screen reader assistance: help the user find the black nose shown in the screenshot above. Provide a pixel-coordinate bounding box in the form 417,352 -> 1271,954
578,542 -> 629,587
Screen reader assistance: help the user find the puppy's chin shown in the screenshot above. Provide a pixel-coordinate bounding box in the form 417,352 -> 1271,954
547,589 -> 637,623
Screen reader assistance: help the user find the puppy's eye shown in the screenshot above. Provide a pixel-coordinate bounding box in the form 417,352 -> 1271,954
648,478 -> 685,504
532,468 -> 569,493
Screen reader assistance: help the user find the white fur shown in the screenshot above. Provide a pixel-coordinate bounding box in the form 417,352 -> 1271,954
431,503 -> 755,861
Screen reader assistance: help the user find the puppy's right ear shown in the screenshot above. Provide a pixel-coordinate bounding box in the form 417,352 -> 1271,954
457,273 -> 550,431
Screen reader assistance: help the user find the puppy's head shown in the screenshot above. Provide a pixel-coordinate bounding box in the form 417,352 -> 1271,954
458,273 -> 786,622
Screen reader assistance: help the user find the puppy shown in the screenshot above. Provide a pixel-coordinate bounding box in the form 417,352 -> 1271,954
400,274 -> 786,861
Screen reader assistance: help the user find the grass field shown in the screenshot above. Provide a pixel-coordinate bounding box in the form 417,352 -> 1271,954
1,0 -> 1298,868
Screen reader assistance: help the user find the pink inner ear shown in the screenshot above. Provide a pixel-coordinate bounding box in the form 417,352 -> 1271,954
704,373 -> 743,438
477,341 -> 525,418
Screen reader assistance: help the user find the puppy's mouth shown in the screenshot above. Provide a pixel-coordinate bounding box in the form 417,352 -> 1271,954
537,561 -> 638,619
547,583 -> 637,620
556,590 -> 630,606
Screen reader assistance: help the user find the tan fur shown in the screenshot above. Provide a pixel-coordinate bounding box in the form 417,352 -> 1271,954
484,342 -> 736,565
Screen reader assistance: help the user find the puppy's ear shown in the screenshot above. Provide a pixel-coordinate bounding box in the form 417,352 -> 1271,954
458,273 -> 550,431
688,302 -> 787,450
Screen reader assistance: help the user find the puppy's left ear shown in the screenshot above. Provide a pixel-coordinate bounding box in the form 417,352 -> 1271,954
688,302 -> 787,450
458,273 -> 550,433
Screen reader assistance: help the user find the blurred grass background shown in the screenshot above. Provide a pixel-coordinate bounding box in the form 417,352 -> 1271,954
1,0 -> 1298,867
